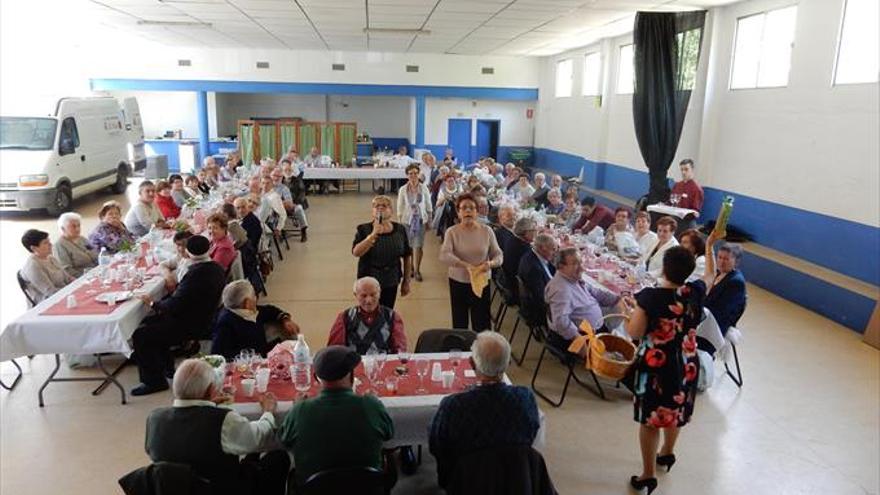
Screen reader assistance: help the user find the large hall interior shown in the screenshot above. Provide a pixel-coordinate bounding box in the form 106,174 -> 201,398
0,1 -> 877,494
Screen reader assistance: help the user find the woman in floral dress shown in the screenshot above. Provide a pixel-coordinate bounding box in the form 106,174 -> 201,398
624,230 -> 722,494
88,201 -> 136,254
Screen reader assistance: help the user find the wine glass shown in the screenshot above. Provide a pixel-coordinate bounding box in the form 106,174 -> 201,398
414,357 -> 430,395
362,356 -> 375,394
374,351 -> 387,386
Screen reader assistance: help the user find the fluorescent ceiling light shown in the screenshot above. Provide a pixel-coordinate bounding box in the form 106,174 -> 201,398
363,28 -> 431,35
137,20 -> 214,28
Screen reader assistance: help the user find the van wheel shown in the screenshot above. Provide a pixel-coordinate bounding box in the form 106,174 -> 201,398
47,184 -> 72,216
112,166 -> 128,194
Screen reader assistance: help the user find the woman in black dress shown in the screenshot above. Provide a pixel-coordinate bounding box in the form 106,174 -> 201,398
352,195 -> 412,309
625,230 -> 721,494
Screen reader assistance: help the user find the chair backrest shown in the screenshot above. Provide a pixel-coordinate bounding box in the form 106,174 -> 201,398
516,276 -> 547,326
16,271 -> 36,308
226,251 -> 244,282
415,329 -> 478,353
446,445 -> 557,495
300,466 -> 385,495
118,462 -> 211,495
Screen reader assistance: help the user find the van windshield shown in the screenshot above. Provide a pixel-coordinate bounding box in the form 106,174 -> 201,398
0,117 -> 57,150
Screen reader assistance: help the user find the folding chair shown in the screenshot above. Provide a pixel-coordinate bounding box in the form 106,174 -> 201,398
507,276 -> 548,366
490,271 -> 517,333
414,329 -> 478,353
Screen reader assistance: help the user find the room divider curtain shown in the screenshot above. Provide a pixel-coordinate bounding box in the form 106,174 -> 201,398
320,124 -> 336,160
298,123 -> 318,155
238,123 -> 254,167
280,123 -> 296,155
258,123 -> 277,161
632,11 -> 706,204
338,124 -> 356,166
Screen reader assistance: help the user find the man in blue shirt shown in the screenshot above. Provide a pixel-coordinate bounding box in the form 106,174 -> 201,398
429,331 -> 540,488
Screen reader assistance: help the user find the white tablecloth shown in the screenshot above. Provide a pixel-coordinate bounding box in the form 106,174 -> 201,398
303,167 -> 407,180
231,353 -> 546,449
647,203 -> 699,219
0,271 -> 166,362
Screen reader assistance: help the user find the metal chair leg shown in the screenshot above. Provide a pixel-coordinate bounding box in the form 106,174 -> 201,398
724,343 -> 743,388
530,346 -> 573,408
512,326 -> 533,366
272,235 -> 284,260
506,314 -> 521,342
0,359 -> 23,391
494,304 -> 509,332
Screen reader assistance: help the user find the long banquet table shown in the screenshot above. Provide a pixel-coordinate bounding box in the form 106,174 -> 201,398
302,167 -> 407,180
230,352 -> 545,449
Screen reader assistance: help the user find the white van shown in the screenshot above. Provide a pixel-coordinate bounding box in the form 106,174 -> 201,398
0,96 -> 144,215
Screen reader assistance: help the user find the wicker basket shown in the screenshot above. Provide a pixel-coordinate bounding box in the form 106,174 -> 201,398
589,334 -> 637,380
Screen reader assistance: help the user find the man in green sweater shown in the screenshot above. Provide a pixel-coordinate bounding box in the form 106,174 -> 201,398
277,345 -> 394,487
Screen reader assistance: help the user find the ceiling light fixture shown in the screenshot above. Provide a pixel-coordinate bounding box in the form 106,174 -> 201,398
363,28 -> 430,35
137,20 -> 214,28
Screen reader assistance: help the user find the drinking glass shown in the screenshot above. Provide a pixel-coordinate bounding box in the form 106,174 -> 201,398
449,349 -> 462,368
398,351 -> 410,365
362,356 -> 375,393
374,351 -> 387,386
414,357 -> 430,394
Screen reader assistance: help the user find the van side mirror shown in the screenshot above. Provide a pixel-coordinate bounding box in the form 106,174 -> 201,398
59,138 -> 75,156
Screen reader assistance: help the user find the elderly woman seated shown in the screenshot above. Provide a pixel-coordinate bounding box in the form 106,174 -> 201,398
704,243 -> 747,341
88,201 -> 136,254
206,213 -> 236,272
679,228 -> 707,282
53,212 -> 99,278
328,277 -> 407,354
545,187 -> 565,216
20,229 -> 75,304
211,280 -> 300,360
604,207 -> 634,255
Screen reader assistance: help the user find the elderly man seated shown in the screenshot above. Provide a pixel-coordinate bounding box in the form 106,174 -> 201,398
429,331 -> 540,488
278,346 -> 394,487
270,167 -> 309,242
544,248 -> 627,350
328,277 -> 407,354
132,236 -> 226,396
144,359 -> 289,495
211,280 -> 300,360
518,233 -> 558,309
493,203 -> 517,251
500,217 -> 537,302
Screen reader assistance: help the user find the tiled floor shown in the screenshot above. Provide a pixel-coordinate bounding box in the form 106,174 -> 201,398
0,185 -> 877,495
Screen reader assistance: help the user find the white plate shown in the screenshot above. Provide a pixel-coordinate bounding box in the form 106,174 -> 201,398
95,291 -> 132,304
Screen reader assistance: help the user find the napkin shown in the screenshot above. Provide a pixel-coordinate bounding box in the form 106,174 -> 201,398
467,265 -> 489,297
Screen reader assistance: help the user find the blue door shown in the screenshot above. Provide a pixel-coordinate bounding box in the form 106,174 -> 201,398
475,120 -> 499,160
447,119 -> 472,165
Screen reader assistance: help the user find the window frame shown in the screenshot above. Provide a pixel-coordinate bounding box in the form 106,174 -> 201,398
728,5 -> 798,91
582,51 -> 603,96
555,58 -> 574,98
58,117 -> 80,156
616,43 -> 635,95
832,0 -> 879,86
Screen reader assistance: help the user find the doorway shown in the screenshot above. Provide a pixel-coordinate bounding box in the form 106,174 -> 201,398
447,118 -> 472,165
475,120 -> 500,161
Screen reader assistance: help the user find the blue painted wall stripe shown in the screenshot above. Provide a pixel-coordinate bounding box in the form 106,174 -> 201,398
90,78 -> 539,101
533,146 -> 880,287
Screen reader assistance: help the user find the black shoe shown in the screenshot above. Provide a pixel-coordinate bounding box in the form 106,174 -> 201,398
399,446 -> 417,475
656,453 -> 676,472
131,383 -> 169,396
301,227 -> 308,242
630,476 -> 658,494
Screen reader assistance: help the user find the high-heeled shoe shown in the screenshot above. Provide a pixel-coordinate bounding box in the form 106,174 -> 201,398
656,453 -> 676,472
630,475 -> 658,494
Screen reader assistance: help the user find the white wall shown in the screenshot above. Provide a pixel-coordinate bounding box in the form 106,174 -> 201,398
327,96 -> 412,138
425,98 -> 535,146
534,0 -> 879,227
213,93 -> 326,136
107,91 -> 201,140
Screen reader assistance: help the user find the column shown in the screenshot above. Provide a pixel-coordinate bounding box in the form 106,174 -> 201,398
196,90 -> 209,165
415,95 -> 426,149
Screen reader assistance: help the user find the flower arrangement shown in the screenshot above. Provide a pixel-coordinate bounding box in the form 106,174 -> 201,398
117,239 -> 135,253
267,341 -> 296,380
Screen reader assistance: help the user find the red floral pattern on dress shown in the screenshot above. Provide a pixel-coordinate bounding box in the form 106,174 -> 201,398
682,329 -> 697,357
645,348 -> 667,368
684,362 -> 698,382
673,391 -> 686,405
649,318 -> 678,345
647,406 -> 679,428
668,302 -> 684,315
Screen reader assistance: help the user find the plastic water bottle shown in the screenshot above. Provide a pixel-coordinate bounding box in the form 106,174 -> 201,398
98,247 -> 110,267
293,334 -> 311,365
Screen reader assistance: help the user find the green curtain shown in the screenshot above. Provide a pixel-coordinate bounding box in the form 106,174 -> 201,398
298,124 -> 317,156
280,124 -> 296,154
258,124 -> 276,161
321,124 -> 336,160
338,124 -> 356,166
239,124 -> 254,166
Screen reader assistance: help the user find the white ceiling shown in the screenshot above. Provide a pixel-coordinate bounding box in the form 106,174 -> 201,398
83,0 -> 738,56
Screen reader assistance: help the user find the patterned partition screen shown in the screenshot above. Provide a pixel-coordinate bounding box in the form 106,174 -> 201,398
298,123 -> 319,156
238,123 -> 254,166
258,123 -> 277,162
280,123 -> 296,155
338,124 -> 356,166
321,123 -> 336,160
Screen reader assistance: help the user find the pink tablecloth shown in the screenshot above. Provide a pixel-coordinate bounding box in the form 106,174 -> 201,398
230,358 -> 476,404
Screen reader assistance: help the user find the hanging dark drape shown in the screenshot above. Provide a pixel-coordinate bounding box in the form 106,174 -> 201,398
632,11 -> 706,205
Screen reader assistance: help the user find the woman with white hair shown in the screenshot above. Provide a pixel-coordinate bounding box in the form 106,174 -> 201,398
210,280 -> 300,359
53,212 -> 99,278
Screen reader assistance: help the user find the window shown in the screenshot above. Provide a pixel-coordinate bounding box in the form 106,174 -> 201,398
730,6 -> 798,89
58,117 -> 79,155
555,59 -> 573,97
676,28 -> 703,90
582,52 -> 602,96
834,0 -> 879,85
617,44 -> 634,94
